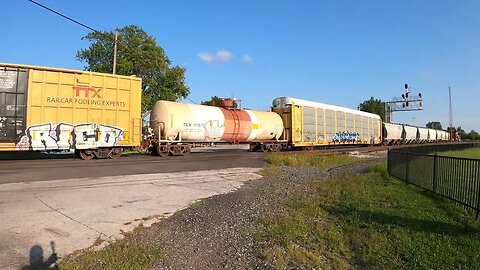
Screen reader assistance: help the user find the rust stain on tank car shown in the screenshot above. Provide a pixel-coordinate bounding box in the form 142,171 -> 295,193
220,108 -> 252,142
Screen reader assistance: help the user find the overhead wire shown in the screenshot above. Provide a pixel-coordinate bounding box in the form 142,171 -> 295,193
185,97 -> 198,104
26,0 -> 104,35
27,0 -> 196,104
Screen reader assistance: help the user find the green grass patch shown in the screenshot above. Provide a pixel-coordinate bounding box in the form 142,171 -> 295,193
254,163 -> 480,269
266,153 -> 358,167
438,148 -> 480,159
60,226 -> 164,270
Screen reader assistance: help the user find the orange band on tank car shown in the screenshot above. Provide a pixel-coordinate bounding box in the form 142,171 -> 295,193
220,108 -> 252,142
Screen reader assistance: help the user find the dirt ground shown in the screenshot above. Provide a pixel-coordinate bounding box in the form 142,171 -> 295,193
141,153 -> 386,269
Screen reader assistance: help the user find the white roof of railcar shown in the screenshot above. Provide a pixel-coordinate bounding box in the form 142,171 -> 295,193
272,97 -> 381,119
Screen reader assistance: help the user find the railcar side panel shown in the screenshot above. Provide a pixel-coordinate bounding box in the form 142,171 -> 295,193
383,123 -> 403,144
246,110 -> 284,141
272,97 -> 382,147
417,127 -> 429,143
403,126 -> 418,144
427,129 -> 437,142
0,63 -> 142,152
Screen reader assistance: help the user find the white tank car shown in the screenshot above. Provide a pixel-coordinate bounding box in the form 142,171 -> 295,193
383,123 -> 403,145
403,125 -> 418,144
149,100 -> 284,143
417,127 -> 429,143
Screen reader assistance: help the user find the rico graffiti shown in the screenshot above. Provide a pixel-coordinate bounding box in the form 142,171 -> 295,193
15,123 -> 123,151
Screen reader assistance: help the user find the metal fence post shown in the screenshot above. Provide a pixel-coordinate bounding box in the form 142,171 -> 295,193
387,149 -> 391,177
476,160 -> 480,220
405,153 -> 410,183
432,154 -> 438,192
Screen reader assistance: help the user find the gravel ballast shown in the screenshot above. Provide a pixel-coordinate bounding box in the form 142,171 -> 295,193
143,154 -> 386,269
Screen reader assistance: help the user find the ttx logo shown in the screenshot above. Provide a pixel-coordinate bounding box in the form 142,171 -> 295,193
72,86 -> 102,98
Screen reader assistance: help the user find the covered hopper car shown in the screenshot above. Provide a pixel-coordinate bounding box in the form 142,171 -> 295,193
0,63 -> 142,159
383,123 -> 403,145
382,122 -> 450,145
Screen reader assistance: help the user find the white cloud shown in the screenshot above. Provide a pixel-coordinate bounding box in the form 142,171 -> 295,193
197,50 -> 234,63
197,53 -> 215,63
243,54 -> 253,63
217,50 -> 233,61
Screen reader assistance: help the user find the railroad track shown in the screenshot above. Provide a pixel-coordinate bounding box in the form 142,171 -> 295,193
0,142 -> 453,173
0,152 -> 262,170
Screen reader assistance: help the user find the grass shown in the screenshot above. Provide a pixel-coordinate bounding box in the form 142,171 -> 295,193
60,225 -> 164,270
438,148 -> 480,159
389,151 -> 480,213
254,163 -> 480,270
266,152 -> 358,167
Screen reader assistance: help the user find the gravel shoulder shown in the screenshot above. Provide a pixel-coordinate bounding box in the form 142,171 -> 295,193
142,153 -> 386,269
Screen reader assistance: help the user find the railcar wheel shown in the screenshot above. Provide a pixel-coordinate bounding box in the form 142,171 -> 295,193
158,145 -> 169,157
109,148 -> 123,159
272,144 -> 281,152
261,144 -> 269,152
181,145 -> 191,155
79,150 -> 95,160
169,145 -> 177,156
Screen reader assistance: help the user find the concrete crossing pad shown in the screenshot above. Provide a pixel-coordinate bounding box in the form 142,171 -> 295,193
0,167 -> 262,269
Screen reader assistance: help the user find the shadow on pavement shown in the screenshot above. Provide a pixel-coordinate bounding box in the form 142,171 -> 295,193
0,151 -> 75,160
21,241 -> 59,270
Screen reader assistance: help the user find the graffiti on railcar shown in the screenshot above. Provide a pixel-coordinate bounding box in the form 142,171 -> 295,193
333,131 -> 360,143
15,123 -> 123,151
303,131 -> 325,142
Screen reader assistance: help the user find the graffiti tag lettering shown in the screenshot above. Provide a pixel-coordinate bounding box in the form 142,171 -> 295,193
333,131 -> 360,143
15,122 -> 123,151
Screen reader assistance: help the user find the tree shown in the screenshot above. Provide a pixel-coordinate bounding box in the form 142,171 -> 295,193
200,96 -> 238,108
358,97 -> 385,120
426,121 -> 443,130
465,130 -> 480,141
77,25 -> 190,114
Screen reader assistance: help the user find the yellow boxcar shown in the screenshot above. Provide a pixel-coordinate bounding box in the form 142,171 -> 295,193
272,97 -> 382,148
0,63 -> 142,159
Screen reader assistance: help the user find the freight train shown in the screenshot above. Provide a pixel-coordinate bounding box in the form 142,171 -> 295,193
0,63 -> 450,160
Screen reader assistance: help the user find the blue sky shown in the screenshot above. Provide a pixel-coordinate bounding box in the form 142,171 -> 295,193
2,0 -> 479,131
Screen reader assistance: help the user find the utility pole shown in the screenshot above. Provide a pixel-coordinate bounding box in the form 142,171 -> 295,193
448,85 -> 454,140
113,31 -> 118,74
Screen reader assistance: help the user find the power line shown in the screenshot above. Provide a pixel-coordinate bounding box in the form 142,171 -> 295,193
185,97 -> 198,104
27,0 -> 101,34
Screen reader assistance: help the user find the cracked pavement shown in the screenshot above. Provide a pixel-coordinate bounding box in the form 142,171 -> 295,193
0,167 -> 262,269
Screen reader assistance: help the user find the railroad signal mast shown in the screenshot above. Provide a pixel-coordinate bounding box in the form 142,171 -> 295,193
384,84 -> 423,123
